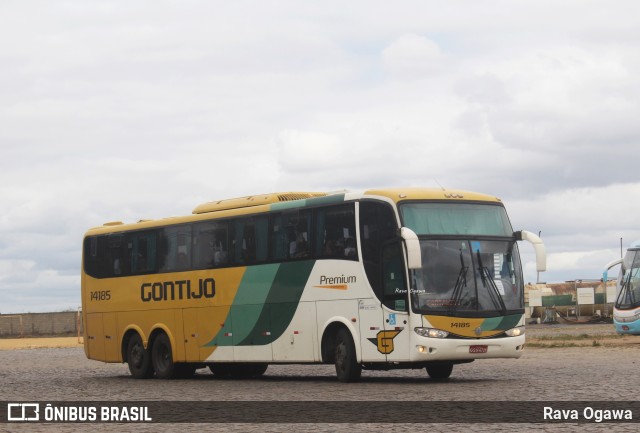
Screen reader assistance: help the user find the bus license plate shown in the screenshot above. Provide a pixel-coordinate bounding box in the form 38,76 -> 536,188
469,345 -> 488,354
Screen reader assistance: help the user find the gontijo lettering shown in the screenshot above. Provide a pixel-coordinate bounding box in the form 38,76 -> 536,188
141,278 -> 215,302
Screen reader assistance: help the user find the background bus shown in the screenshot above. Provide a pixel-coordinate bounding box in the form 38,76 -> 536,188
604,240 -> 640,335
81,188 -> 546,382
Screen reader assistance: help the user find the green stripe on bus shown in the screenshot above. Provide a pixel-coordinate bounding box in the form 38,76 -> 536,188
228,264 -> 281,344
481,314 -> 521,331
305,194 -> 345,207
237,260 -> 315,345
205,264 -> 280,347
271,200 -> 307,211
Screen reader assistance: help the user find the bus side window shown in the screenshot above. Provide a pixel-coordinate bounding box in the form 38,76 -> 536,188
193,221 -> 228,269
160,225 -> 192,272
107,234 -> 125,277
270,213 -> 288,261
84,235 -> 109,278
128,230 -> 157,274
270,210 -> 311,261
315,204 -> 358,260
232,216 -> 268,265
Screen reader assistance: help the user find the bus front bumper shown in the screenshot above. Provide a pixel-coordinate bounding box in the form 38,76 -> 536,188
410,334 -> 526,362
614,318 -> 640,335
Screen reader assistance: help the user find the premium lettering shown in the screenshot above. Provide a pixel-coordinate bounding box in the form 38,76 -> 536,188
319,275 -> 356,285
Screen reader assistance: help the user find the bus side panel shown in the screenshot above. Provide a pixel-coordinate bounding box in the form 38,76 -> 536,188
183,308 -> 199,361
172,308 -> 186,362
118,309 -> 177,351
102,312 -> 120,362
316,299 -> 361,360
271,301 -> 317,362
85,313 -> 105,361
232,304 -> 274,361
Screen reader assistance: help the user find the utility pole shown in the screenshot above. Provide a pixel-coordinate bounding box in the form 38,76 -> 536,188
536,231 -> 542,284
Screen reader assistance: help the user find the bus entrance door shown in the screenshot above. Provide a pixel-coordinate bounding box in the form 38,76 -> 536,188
381,308 -> 410,362
380,241 -> 410,362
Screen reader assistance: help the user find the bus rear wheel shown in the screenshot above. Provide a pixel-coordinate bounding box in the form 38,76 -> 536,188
426,363 -> 453,380
126,334 -> 153,379
334,328 -> 361,383
151,333 -> 176,379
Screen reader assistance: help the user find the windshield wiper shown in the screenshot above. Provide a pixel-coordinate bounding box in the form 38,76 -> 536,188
476,250 -> 507,314
448,250 -> 468,314
616,272 -> 636,308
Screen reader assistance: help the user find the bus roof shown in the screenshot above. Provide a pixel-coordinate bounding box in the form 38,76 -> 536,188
85,187 -> 502,236
192,192 -> 327,214
628,240 -> 640,250
363,188 -> 502,204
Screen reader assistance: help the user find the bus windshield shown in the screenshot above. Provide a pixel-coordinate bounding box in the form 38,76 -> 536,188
409,239 -> 524,315
399,202 -> 523,316
616,249 -> 640,310
400,202 -> 512,236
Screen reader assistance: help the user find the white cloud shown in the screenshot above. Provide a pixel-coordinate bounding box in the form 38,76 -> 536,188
381,34 -> 447,79
2,1 -> 640,311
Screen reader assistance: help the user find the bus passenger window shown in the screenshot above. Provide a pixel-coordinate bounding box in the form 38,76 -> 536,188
160,225 -> 192,272
231,216 -> 268,265
128,231 -> 157,274
193,221 -> 228,268
270,210 -> 311,261
315,204 -> 358,261
107,234 -> 125,277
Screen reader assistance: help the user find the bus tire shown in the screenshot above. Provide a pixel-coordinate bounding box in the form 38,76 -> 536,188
426,363 -> 453,380
151,333 -> 176,379
334,328 -> 361,383
126,333 -> 153,379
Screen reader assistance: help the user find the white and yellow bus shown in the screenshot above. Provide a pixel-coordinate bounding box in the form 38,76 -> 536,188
81,188 -> 546,382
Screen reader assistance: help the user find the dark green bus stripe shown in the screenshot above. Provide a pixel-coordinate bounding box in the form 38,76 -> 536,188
205,260 -> 316,347
237,260 -> 315,345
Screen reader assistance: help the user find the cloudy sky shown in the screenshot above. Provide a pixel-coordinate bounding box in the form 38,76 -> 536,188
1,1 -> 639,313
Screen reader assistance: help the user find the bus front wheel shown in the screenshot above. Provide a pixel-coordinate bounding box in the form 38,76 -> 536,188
426,363 -> 453,380
151,333 -> 176,379
334,328 -> 361,383
126,334 -> 153,379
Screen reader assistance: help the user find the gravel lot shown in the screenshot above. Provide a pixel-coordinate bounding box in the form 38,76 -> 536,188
1,323 -> 638,432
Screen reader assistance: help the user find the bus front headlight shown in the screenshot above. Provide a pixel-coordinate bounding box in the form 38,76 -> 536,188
505,326 -> 524,337
414,327 -> 449,338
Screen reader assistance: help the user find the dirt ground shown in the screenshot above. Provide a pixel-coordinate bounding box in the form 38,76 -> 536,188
0,336 -> 83,350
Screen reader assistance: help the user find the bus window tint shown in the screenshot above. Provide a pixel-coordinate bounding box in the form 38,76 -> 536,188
193,221 -> 229,268
315,204 -> 358,260
359,202 -> 398,300
270,210 -> 311,261
232,216 -> 268,265
160,225 -> 192,272
83,236 -> 108,278
108,234 -> 125,276
127,231 -> 157,274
